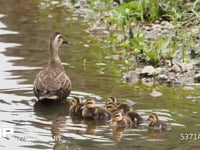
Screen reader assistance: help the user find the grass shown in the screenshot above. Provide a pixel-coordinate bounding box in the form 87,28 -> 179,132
85,0 -> 200,68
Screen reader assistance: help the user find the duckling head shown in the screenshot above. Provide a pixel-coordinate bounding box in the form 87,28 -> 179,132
71,97 -> 80,106
50,32 -> 69,50
85,99 -> 95,108
113,111 -> 123,122
148,113 -> 159,124
107,96 -> 117,104
106,102 -> 117,113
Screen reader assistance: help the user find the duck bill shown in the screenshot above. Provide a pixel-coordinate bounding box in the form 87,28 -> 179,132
62,40 -> 69,44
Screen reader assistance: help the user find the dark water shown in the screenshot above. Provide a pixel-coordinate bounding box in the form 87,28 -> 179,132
0,0 -> 200,149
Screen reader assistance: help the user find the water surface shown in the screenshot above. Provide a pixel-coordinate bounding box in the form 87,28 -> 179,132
0,0 -> 200,150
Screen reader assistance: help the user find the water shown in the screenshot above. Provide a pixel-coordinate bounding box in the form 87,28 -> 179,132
0,0 -> 200,149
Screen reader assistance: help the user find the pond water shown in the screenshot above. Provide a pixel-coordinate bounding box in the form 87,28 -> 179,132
0,0 -> 200,150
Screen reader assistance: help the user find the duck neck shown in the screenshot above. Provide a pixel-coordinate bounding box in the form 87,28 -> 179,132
48,44 -> 63,70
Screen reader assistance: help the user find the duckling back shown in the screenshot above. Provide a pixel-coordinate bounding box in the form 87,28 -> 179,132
149,120 -> 168,131
117,103 -> 132,114
127,111 -> 143,125
110,115 -> 133,128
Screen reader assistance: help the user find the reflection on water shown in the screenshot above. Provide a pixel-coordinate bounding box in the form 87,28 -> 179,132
0,0 -> 200,149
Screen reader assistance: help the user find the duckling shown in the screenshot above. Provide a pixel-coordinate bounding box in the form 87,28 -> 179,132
110,111 -> 133,128
33,32 -> 72,102
148,113 -> 168,131
70,97 -> 84,116
107,97 -> 132,114
82,99 -> 112,120
117,106 -> 143,125
106,102 -> 118,114
112,100 -> 143,125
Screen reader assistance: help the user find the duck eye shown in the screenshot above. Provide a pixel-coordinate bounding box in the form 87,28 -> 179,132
58,35 -> 63,39
57,35 -> 63,42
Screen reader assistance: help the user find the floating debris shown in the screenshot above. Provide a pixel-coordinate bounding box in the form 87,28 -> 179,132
150,89 -> 162,97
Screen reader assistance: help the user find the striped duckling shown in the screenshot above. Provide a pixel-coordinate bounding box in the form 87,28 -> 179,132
108,97 -> 143,125
70,97 -> 84,116
82,99 -> 112,120
106,102 -> 118,114
110,111 -> 133,128
148,113 -> 169,131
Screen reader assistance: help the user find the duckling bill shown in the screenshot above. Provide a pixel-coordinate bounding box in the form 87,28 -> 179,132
33,32 -> 72,102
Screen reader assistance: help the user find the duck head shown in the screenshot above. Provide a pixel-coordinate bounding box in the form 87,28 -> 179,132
50,32 -> 69,50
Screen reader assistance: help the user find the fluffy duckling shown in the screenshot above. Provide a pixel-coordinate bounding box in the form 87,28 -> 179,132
107,97 -> 132,114
148,113 -> 168,131
117,106 -> 143,125
82,99 -> 112,120
110,111 -> 133,128
106,102 -> 118,114
106,99 -> 143,125
33,32 -> 72,102
70,97 -> 84,116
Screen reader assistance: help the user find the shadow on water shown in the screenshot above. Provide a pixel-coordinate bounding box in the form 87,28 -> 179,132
0,0 -> 200,150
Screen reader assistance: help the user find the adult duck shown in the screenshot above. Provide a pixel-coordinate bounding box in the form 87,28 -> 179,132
33,32 -> 72,102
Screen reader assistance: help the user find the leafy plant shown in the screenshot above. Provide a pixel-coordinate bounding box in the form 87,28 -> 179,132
87,0 -> 199,68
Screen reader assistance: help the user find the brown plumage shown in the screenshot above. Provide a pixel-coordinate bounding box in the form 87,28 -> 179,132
70,97 -> 84,116
127,111 -> 143,125
110,111 -> 133,128
33,32 -> 72,102
148,113 -> 168,131
82,99 -> 112,120
107,97 -> 132,114
106,102 -> 118,114
107,97 -> 143,125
